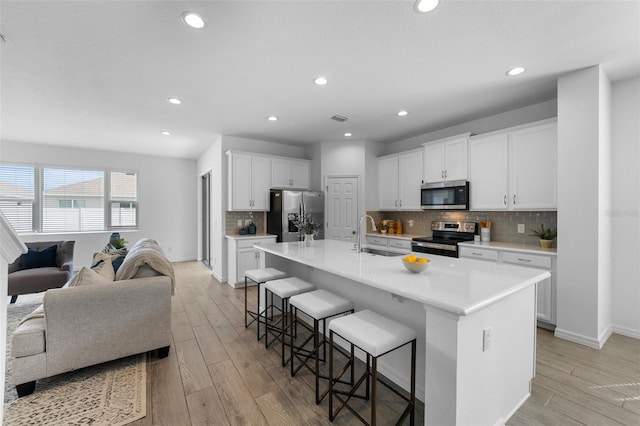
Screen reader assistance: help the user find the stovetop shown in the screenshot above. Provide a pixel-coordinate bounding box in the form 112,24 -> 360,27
412,221 -> 478,244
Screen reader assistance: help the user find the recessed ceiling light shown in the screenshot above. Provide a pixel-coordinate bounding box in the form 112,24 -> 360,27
344,132 -> 352,137
182,12 -> 205,29
267,116 -> 278,121
167,98 -> 182,105
314,77 -> 328,86
161,131 -> 171,136
398,110 -> 409,117
506,66 -> 526,76
414,0 -> 439,13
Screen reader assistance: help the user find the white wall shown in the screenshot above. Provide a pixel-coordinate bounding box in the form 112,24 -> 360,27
611,76 -> 640,337
0,141 -> 197,268
556,66 -> 612,348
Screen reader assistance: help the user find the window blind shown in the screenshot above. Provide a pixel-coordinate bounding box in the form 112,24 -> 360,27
0,166 -> 35,233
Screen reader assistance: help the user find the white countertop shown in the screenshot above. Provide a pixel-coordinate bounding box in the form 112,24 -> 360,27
225,233 -> 277,240
459,241 -> 557,256
256,239 -> 550,316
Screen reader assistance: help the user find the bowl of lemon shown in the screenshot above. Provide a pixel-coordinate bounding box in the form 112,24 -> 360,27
402,254 -> 430,273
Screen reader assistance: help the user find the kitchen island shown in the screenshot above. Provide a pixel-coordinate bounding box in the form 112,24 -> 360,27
256,239 -> 550,426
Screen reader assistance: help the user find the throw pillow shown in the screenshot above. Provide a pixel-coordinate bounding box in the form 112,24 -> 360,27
22,245 -> 58,270
91,252 -> 116,280
66,266 -> 113,287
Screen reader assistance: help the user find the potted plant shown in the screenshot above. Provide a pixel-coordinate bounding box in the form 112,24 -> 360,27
529,224 -> 557,248
294,213 -> 320,246
378,222 -> 388,234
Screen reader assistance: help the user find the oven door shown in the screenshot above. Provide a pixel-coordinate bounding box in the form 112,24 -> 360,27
421,180 -> 469,210
411,241 -> 459,257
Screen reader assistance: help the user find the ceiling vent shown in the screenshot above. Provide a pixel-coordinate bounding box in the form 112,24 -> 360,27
330,115 -> 349,123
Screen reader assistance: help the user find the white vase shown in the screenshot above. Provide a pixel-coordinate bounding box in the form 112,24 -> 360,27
305,234 -> 315,247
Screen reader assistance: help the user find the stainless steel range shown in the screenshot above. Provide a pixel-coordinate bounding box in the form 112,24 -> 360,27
411,221 -> 478,258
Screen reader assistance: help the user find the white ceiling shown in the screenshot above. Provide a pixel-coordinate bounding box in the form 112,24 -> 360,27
1,1 -> 638,159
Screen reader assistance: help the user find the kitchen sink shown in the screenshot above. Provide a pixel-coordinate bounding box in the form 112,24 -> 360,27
359,247 -> 405,257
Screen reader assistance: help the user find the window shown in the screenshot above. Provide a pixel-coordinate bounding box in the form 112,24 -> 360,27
0,164 -> 138,233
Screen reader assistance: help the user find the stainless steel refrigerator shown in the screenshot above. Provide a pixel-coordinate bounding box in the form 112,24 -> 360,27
267,189 -> 324,242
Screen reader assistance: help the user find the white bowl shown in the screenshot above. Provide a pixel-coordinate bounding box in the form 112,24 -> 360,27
402,258 -> 429,273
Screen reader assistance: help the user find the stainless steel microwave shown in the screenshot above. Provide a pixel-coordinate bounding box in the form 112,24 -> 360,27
420,180 -> 470,210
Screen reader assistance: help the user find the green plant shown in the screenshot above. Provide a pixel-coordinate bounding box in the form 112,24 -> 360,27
529,224 -> 557,240
294,213 -> 320,235
113,238 -> 128,249
378,222 -> 388,231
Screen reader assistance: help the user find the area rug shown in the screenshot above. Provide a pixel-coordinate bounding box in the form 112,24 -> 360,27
4,295 -> 147,425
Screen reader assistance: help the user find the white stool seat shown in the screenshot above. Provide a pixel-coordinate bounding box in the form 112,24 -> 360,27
329,310 -> 416,357
290,290 -> 353,320
265,277 -> 315,299
245,267 -> 286,283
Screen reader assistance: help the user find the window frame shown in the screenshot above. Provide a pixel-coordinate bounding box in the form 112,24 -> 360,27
0,162 -> 139,234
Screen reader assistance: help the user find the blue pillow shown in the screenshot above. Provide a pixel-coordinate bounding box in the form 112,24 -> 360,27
22,245 -> 58,269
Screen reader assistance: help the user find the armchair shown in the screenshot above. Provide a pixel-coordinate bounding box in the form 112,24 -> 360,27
7,241 -> 75,303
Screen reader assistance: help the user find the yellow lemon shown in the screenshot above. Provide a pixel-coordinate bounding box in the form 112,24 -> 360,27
404,255 -> 417,262
417,258 -> 428,263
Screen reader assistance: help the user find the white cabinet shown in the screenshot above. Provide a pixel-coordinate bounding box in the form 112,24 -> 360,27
227,151 -> 271,211
469,119 -> 557,211
423,133 -> 470,183
377,149 -> 423,210
459,244 -> 556,327
271,158 -> 310,189
226,236 -> 277,287
365,235 -> 412,253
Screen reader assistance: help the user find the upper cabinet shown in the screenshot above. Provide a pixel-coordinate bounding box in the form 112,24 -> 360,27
468,119 -> 557,211
227,151 -> 272,211
423,133 -> 470,183
377,148 -> 423,210
271,158 -> 310,189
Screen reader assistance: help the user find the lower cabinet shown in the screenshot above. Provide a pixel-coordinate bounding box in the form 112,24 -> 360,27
226,236 -> 277,287
365,235 -> 412,253
459,245 -> 556,328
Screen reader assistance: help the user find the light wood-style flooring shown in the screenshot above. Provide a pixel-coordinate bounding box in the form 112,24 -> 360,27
131,261 -> 640,425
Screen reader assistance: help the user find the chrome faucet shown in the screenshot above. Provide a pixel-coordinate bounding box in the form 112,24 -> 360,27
355,215 -> 377,253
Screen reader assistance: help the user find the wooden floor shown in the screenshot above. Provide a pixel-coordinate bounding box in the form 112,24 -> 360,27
131,261 -> 640,425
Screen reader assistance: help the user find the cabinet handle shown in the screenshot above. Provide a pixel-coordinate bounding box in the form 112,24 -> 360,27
399,200 -> 402,207
444,170 -> 447,178
441,170 -> 444,178
472,252 -> 484,256
504,195 -> 507,205
395,200 -> 398,207
517,258 -> 532,262
513,194 -> 517,205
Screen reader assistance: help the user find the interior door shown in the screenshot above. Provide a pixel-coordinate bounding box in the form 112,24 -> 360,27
201,172 -> 211,268
325,176 -> 358,242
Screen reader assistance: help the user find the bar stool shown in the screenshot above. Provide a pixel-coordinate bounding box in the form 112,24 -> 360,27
263,277 -> 315,366
244,267 -> 287,338
328,309 -> 417,426
289,289 -> 354,404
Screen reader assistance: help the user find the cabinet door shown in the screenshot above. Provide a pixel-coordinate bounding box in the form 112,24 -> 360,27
251,155 -> 271,210
236,248 -> 258,284
423,143 -> 445,183
229,152 -> 253,211
468,134 -> 509,210
536,276 -> 553,323
398,153 -> 422,210
510,122 -> 557,210
271,158 -> 291,188
444,137 -> 468,181
378,156 -> 399,210
290,160 -> 310,189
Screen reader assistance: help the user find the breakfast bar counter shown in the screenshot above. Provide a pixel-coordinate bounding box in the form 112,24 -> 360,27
256,239 -> 550,425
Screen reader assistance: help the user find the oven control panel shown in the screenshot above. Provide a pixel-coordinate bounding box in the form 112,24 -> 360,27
431,221 -> 477,233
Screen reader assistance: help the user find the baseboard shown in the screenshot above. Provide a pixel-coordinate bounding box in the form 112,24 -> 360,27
612,324 -> 640,340
554,326 -> 612,349
499,390 -> 531,426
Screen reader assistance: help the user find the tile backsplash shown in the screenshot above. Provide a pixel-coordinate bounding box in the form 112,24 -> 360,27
225,211 -> 266,235
366,210 -> 557,246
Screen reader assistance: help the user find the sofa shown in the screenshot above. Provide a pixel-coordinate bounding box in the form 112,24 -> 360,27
10,238 -> 175,397
8,240 -> 75,303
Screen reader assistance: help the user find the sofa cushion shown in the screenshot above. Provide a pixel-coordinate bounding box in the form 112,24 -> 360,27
67,266 -> 113,287
12,315 -> 46,358
8,267 -> 69,296
116,238 -> 175,293
22,245 -> 58,270
91,253 -> 116,280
